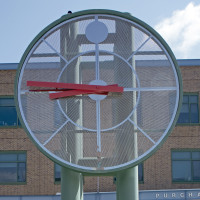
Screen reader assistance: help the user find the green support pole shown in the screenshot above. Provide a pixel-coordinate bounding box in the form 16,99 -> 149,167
116,166 -> 139,200
61,167 -> 83,200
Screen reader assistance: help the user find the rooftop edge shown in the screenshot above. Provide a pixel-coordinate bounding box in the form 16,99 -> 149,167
0,59 -> 200,70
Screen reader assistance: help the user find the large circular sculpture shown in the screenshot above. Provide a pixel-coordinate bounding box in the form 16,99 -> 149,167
15,10 -> 182,174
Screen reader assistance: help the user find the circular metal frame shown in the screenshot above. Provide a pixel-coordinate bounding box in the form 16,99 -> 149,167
15,9 -> 182,174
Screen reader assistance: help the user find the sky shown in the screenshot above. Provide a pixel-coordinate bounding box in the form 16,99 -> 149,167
0,0 -> 200,63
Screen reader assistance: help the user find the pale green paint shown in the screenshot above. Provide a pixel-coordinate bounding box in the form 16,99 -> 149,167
117,166 -> 139,200
61,167 -> 83,200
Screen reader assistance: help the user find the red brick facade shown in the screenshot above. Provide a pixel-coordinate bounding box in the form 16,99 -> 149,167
0,62 -> 200,195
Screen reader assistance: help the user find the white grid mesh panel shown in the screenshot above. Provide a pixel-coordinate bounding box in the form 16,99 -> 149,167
17,13 -> 180,172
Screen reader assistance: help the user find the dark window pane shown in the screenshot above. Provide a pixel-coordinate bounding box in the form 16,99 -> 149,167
18,118 -> 21,126
173,151 -> 200,182
0,152 -> 26,183
138,164 -> 143,182
0,98 -> 14,106
0,107 -> 18,126
190,104 -> 199,123
18,154 -> 26,161
55,164 -> 61,182
192,152 -> 200,160
172,152 -> 190,160
0,154 -> 17,161
0,163 -> 17,182
177,95 -> 199,124
18,163 -> 26,182
193,161 -> 200,181
190,95 -> 198,103
172,161 -> 191,181
183,95 -> 189,103
0,98 -> 21,127
177,104 -> 190,123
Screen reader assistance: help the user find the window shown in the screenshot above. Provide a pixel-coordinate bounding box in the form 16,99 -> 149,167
177,94 -> 199,124
172,150 -> 200,182
0,97 -> 21,127
138,163 -> 144,182
0,152 -> 26,183
55,163 -> 61,182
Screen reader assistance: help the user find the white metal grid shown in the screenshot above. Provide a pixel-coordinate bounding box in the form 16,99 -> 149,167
17,13 -> 180,172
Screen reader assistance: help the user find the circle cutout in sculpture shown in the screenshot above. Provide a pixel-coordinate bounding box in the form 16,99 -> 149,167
15,10 -> 182,174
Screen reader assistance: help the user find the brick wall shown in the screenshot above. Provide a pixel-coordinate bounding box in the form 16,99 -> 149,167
139,65 -> 200,190
0,65 -> 200,195
0,70 -> 15,95
0,69 -> 61,195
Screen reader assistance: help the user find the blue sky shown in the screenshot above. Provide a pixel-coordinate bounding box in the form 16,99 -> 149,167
0,0 -> 200,63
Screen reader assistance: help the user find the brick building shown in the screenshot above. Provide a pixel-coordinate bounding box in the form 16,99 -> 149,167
0,59 -> 199,199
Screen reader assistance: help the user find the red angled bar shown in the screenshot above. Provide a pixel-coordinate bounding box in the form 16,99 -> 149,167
27,81 -> 123,93
49,90 -> 108,99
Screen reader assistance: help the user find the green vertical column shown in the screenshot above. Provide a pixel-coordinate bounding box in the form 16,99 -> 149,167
115,14 -> 139,200
60,18 -> 83,200
61,167 -> 83,200
116,166 -> 139,200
